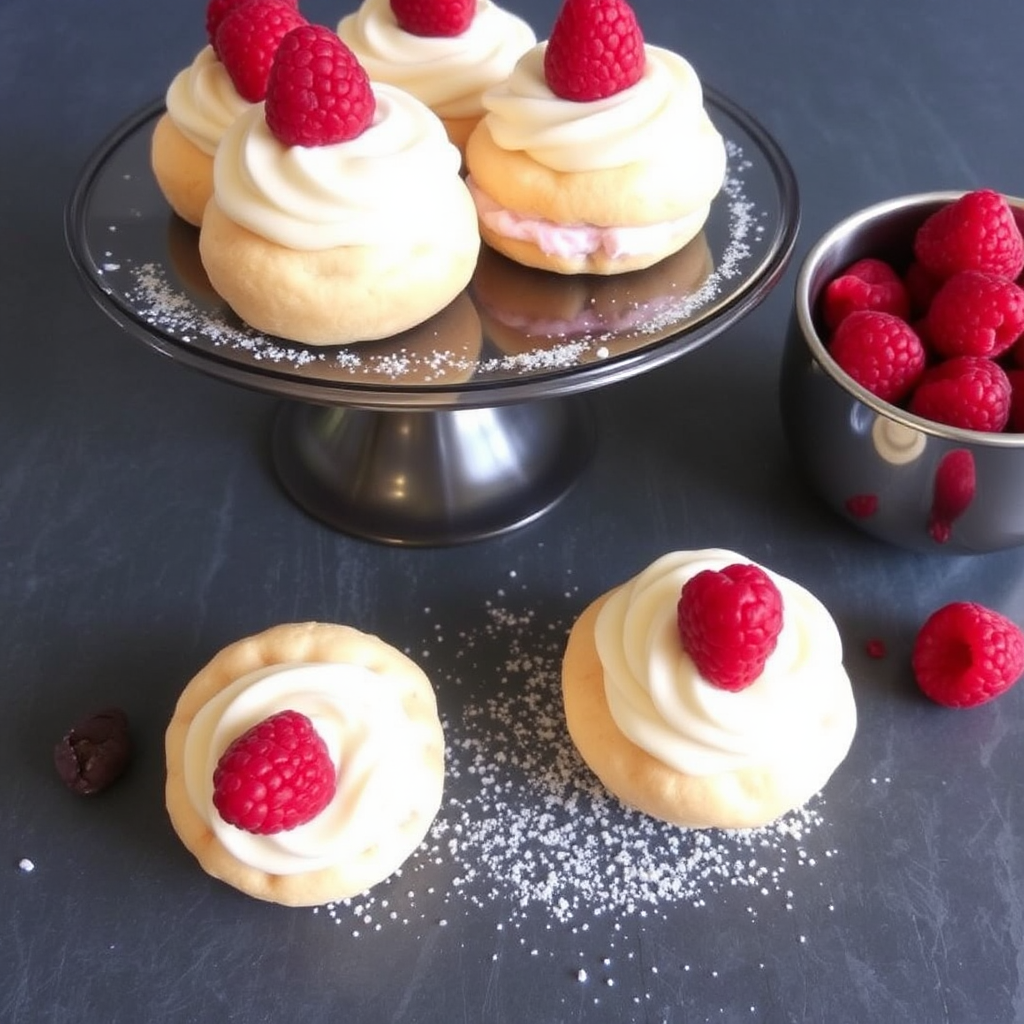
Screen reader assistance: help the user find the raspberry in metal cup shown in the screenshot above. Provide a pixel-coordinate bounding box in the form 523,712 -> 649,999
780,190 -> 1024,553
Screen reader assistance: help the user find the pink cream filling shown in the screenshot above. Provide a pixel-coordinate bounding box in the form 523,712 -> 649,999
466,176 -> 694,261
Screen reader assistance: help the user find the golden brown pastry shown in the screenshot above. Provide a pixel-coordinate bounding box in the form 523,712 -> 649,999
464,24 -> 726,275
562,551 -> 857,829
166,622 -> 445,906
150,46 -> 252,226
198,56 -> 479,345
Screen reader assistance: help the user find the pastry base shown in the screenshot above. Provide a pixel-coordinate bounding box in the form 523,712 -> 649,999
466,122 -> 713,275
198,195 -> 480,345
150,113 -> 213,228
166,622 -> 446,906
561,592 -> 857,829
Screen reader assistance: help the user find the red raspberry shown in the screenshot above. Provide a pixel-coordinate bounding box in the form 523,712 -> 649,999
1014,334 -> 1024,369
212,709 -> 337,834
821,258 -> 910,332
908,355 -> 1011,432
1008,369 -> 1024,432
924,270 -> 1024,359
903,261 -> 942,318
216,0 -> 308,103
912,602 -> 1024,708
265,26 -> 376,147
676,563 -> 784,692
206,0 -> 298,56
828,310 -> 926,404
913,189 -> 1024,282
544,0 -> 645,102
390,0 -> 475,37
928,448 -> 975,544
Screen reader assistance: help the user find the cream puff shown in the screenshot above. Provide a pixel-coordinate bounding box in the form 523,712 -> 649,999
165,622 -> 446,906
562,550 -> 857,829
336,0 -> 536,158
465,0 -> 726,275
198,26 -> 480,345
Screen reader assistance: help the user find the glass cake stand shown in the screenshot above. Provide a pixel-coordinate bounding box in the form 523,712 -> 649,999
65,90 -> 798,545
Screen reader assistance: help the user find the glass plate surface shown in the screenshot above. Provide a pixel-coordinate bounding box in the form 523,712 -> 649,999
66,89 -> 798,410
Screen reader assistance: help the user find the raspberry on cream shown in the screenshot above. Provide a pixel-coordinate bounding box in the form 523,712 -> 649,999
166,623 -> 446,905
594,549 -> 856,777
212,83 -> 467,251
183,662 -> 439,877
480,45 -> 725,178
336,0 -> 536,122
198,28 -> 479,346
562,551 -> 857,828
464,26 -> 728,275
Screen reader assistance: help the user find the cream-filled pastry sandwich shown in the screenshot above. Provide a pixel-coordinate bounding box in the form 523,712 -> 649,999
165,622 -> 446,906
337,0 -> 536,158
562,550 -> 857,829
151,0 -> 307,226
465,0 -> 726,275
198,24 -> 480,345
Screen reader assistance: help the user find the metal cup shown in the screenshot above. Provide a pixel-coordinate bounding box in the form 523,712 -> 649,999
780,191 -> 1024,553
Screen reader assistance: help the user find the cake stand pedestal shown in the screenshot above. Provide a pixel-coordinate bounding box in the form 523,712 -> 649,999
272,399 -> 593,545
66,91 -> 798,546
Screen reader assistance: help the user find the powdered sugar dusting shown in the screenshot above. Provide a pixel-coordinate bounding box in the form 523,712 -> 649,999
129,265 -> 327,367
317,572 -> 840,934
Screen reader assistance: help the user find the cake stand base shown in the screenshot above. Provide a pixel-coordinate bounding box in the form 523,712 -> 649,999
271,398 -> 596,546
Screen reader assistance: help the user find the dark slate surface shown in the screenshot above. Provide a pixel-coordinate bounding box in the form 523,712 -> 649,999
4,1 -> 1024,1021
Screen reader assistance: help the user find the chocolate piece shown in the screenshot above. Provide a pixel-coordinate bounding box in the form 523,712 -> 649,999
53,707 -> 132,795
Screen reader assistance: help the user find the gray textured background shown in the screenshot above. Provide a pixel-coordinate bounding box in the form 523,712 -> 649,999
4,1 -> 1024,1021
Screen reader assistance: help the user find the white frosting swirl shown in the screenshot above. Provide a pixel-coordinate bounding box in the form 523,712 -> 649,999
212,83 -> 467,250
337,0 -> 536,119
481,43 -> 727,178
182,662 -> 438,875
596,549 -> 854,776
165,45 -> 251,156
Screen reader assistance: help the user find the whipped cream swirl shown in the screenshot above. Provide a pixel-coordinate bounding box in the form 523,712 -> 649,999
337,0 -> 536,120
213,83 -> 466,250
595,550 -> 854,776
165,45 -> 251,156
183,662 -> 438,876
481,44 -> 727,178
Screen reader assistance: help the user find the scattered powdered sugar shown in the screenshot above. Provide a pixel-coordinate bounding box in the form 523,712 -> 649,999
317,572 -> 839,935
128,265 -> 325,367
113,137 -> 773,381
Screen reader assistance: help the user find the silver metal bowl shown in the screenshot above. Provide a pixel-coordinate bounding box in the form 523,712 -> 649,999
780,191 -> 1024,553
